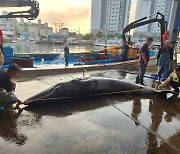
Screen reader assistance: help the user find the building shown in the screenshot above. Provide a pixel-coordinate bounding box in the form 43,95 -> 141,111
91,0 -> 106,34
59,28 -> 69,37
91,0 -> 132,35
0,11 -> 15,38
134,0 -> 173,36
17,19 -> 53,39
104,0 -> 131,35
152,0 -> 172,34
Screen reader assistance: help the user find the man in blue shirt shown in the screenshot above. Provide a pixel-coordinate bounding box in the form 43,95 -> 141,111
157,40 -> 174,82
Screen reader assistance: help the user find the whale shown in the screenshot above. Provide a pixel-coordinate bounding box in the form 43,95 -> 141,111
25,77 -> 172,106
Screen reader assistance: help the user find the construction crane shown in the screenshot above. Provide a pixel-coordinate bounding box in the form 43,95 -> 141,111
0,0 -> 39,20
122,12 -> 166,46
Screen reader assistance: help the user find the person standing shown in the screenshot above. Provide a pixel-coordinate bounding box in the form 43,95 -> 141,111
136,37 -> 154,85
0,43 -> 4,68
103,46 -> 107,54
157,40 -> 174,82
64,39 -> 69,66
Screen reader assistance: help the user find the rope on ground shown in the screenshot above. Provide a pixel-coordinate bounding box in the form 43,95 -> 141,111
112,105 -> 180,153
67,73 -> 75,79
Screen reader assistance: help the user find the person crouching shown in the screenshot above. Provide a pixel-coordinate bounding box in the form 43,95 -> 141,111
158,65 -> 180,94
0,64 -> 23,108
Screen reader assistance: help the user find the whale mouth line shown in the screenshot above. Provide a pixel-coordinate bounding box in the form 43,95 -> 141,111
25,77 -> 175,106
25,88 -> 153,105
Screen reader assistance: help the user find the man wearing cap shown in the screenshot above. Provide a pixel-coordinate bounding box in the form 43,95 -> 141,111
0,64 -> 23,107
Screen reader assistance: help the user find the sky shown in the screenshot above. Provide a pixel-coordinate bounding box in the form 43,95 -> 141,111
2,0 -> 137,34
37,0 -> 91,34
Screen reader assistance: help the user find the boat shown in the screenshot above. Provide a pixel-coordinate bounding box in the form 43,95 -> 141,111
94,39 -> 122,47
68,38 -> 79,45
3,44 -> 156,68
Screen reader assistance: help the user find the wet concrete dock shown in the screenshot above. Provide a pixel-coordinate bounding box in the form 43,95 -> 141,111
0,69 -> 180,154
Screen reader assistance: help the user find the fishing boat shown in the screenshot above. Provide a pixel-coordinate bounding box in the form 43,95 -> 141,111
2,45 -> 156,68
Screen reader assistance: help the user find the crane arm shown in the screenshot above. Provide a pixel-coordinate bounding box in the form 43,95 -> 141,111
0,0 -> 39,20
122,12 -> 166,46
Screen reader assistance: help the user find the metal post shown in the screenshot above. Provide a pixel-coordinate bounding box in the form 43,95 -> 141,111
168,0 -> 180,63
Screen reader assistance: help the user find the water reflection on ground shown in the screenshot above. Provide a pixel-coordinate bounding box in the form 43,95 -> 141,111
0,69 -> 180,154
0,96 -> 179,153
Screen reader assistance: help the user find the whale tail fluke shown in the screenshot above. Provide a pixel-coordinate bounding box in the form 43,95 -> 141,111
159,90 -> 178,99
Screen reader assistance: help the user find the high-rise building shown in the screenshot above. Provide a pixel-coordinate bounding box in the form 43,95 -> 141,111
134,0 -> 173,36
91,0 -> 106,34
0,11 -> 16,38
91,0 -> 132,35
152,0 -> 172,34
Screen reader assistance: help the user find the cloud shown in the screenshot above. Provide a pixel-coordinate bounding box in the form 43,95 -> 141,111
39,7 -> 90,24
39,6 -> 90,33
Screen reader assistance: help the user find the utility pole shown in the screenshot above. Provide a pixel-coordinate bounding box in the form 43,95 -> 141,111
168,0 -> 180,64
60,21 -> 64,30
79,27 -> 80,34
168,0 -> 180,46
53,22 -> 58,34
54,21 -> 64,33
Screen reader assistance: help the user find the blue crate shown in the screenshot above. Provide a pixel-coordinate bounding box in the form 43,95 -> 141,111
150,50 -> 156,57
96,59 -> 111,64
85,61 -> 95,65
4,56 -> 12,64
3,46 -> 13,57
111,59 -> 122,63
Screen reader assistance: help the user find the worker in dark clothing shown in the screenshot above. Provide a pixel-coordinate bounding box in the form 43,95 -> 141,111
0,64 -> 23,107
64,39 -> 69,66
136,37 -> 154,85
158,65 -> 180,94
100,46 -> 107,54
157,40 -> 174,82
0,43 -> 4,68
122,40 -> 129,61
103,46 -> 107,54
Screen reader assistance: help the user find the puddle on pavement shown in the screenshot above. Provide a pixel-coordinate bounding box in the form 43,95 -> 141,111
0,69 -> 180,154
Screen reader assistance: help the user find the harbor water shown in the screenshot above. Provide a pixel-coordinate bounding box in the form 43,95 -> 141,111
4,42 -> 95,54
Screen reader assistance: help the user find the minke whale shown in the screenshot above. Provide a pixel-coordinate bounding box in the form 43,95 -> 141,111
25,77 -> 172,106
